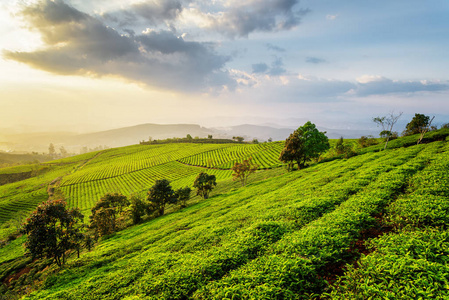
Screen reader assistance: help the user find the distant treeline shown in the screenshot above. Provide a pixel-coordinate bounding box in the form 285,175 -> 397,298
140,138 -> 243,145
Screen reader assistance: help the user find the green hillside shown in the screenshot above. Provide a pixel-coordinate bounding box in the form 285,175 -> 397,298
1,133 -> 449,299
0,142 -> 284,240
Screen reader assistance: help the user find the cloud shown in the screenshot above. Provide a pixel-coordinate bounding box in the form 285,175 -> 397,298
239,73 -> 449,103
251,57 -> 286,75
4,0 -> 234,92
252,63 -> 269,73
266,43 -> 286,52
354,76 -> 449,96
305,57 -> 326,64
102,0 -> 187,27
205,0 -> 310,38
268,57 -> 286,76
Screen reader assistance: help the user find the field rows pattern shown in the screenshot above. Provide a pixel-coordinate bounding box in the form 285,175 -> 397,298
22,141 -> 449,299
178,142 -> 284,169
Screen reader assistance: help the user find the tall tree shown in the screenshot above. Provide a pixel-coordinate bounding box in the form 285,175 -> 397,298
147,179 -> 177,216
279,121 -> 330,170
22,199 -> 84,267
373,111 -> 403,150
193,172 -> 217,199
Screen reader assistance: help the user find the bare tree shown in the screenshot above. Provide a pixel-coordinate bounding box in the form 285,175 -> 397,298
373,111 -> 403,150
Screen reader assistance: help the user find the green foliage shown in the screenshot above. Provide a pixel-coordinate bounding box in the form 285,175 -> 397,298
404,113 -> 430,136
193,172 -> 217,199
175,187 -> 191,208
128,194 -> 148,224
233,136 -> 244,143
279,121 -> 330,170
334,137 -> 356,158
90,193 -> 129,237
147,179 -> 177,216
327,228 -> 449,299
179,142 -> 284,169
357,135 -> 378,148
21,199 -> 84,267
11,140 -> 449,299
231,157 -> 258,186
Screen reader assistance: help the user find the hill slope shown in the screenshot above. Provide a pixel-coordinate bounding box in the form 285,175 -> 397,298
0,137 -> 448,299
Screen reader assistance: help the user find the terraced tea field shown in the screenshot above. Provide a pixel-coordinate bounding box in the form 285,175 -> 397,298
0,138 -> 446,299
0,142 -> 285,237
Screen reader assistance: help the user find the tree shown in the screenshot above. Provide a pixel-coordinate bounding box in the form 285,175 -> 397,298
193,172 -> 217,199
268,137 -> 273,143
373,111 -> 403,150
233,136 -> 244,143
129,194 -> 148,224
334,137 -> 356,158
358,135 -> 377,148
186,134 -> 193,140
49,143 -> 56,156
208,135 -> 213,139
232,157 -> 258,186
175,187 -> 192,208
147,179 -> 177,216
403,113 -> 430,136
90,193 -> 129,237
417,116 -> 435,145
59,146 -> 68,157
279,121 -> 330,170
252,138 -> 259,144
22,199 -> 84,267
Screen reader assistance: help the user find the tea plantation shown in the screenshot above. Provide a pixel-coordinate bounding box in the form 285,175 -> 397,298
0,133 -> 448,299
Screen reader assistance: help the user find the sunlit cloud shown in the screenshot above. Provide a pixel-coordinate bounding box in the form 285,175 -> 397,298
4,0 -> 234,93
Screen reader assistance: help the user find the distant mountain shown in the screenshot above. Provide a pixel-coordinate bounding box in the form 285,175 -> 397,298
70,123 -> 214,148
0,123 -> 379,153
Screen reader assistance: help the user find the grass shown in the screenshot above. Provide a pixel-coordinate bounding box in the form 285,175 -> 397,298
1,131 -> 448,299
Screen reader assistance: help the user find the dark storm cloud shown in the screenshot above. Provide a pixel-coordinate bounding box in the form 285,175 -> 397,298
4,0 -> 234,92
209,0 -> 310,38
355,77 -> 449,96
305,57 -> 326,64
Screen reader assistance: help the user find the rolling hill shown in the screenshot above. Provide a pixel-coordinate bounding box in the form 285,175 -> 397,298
0,122 -> 379,153
0,130 -> 448,299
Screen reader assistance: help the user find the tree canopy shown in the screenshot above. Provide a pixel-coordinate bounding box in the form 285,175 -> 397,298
193,172 -> 217,199
22,199 -> 84,267
90,193 -> 129,237
279,121 -> 330,170
147,179 -> 177,216
404,113 -> 430,136
175,187 -> 192,208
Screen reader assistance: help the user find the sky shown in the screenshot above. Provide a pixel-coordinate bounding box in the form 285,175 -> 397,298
1,0 -> 448,133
